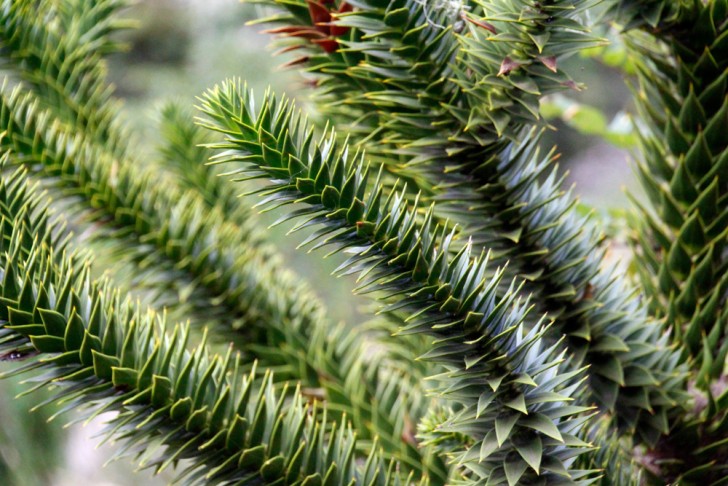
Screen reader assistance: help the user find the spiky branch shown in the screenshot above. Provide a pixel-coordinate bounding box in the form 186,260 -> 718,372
0,0 -> 131,156
0,165 -> 404,485
243,0 -> 686,447
610,0 -> 728,482
0,84 -> 448,482
200,80 -> 598,485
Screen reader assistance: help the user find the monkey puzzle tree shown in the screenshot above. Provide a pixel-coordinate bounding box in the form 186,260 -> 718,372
0,0 -> 724,485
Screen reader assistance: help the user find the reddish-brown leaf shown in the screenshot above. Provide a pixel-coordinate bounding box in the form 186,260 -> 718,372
263,26 -> 327,40
281,56 -> 311,68
562,80 -> 583,91
312,37 -> 339,53
581,283 -> 594,301
307,0 -> 333,34
538,56 -> 558,73
329,2 -> 353,36
498,56 -> 522,76
301,78 -> 321,89
273,44 -> 306,56
262,25 -> 312,34
462,12 -> 497,34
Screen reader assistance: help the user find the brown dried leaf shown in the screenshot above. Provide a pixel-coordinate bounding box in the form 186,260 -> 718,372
581,283 -> 594,301
307,0 -> 333,34
462,12 -> 497,34
338,2 -> 353,13
498,56 -> 522,76
539,55 -> 558,73
263,26 -> 327,40
329,2 -> 353,36
273,44 -> 306,56
281,56 -> 311,69
312,37 -> 340,53
300,387 -> 326,404
401,415 -> 418,447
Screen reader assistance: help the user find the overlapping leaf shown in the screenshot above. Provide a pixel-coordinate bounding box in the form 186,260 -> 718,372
0,83 -> 444,482
244,0 -> 686,448
0,0 -> 131,157
617,0 -> 728,482
0,165 -> 406,485
200,80 -> 599,484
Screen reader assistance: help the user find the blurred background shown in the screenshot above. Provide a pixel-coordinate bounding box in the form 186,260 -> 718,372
0,1 -> 638,484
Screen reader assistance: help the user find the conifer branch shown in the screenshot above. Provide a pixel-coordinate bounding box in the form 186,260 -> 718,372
0,0 -> 721,483
200,80 -> 599,484
611,0 -> 728,481
156,102 -> 256,230
0,85 -> 445,483
0,0 -> 130,156
0,165 -> 405,485
248,0 -> 687,447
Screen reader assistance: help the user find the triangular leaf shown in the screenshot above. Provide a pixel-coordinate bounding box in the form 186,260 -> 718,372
516,434 -> 542,474
495,413 -> 520,446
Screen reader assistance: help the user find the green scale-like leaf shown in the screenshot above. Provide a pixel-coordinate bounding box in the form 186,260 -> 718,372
156,102 -> 262,233
200,80 -> 600,484
248,0 -> 686,451
0,0 -> 132,157
0,166 -> 408,484
0,83 -> 444,483
616,0 -> 728,482
0,3 -> 444,466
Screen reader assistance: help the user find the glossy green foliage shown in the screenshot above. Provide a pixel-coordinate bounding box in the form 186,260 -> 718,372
0,1 -> 447,481
0,0 -> 724,484
629,0 -> 728,382
0,0 -> 453,478
0,86 -> 283,334
607,0 -> 701,30
620,0 -> 728,482
250,0 -> 601,159
247,1 -> 681,443
453,0 -> 603,140
200,80 -> 598,485
155,103 -> 450,483
0,82 -> 441,483
156,102 -> 259,228
0,0 -> 132,156
0,168 -> 406,485
246,0 -> 686,450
